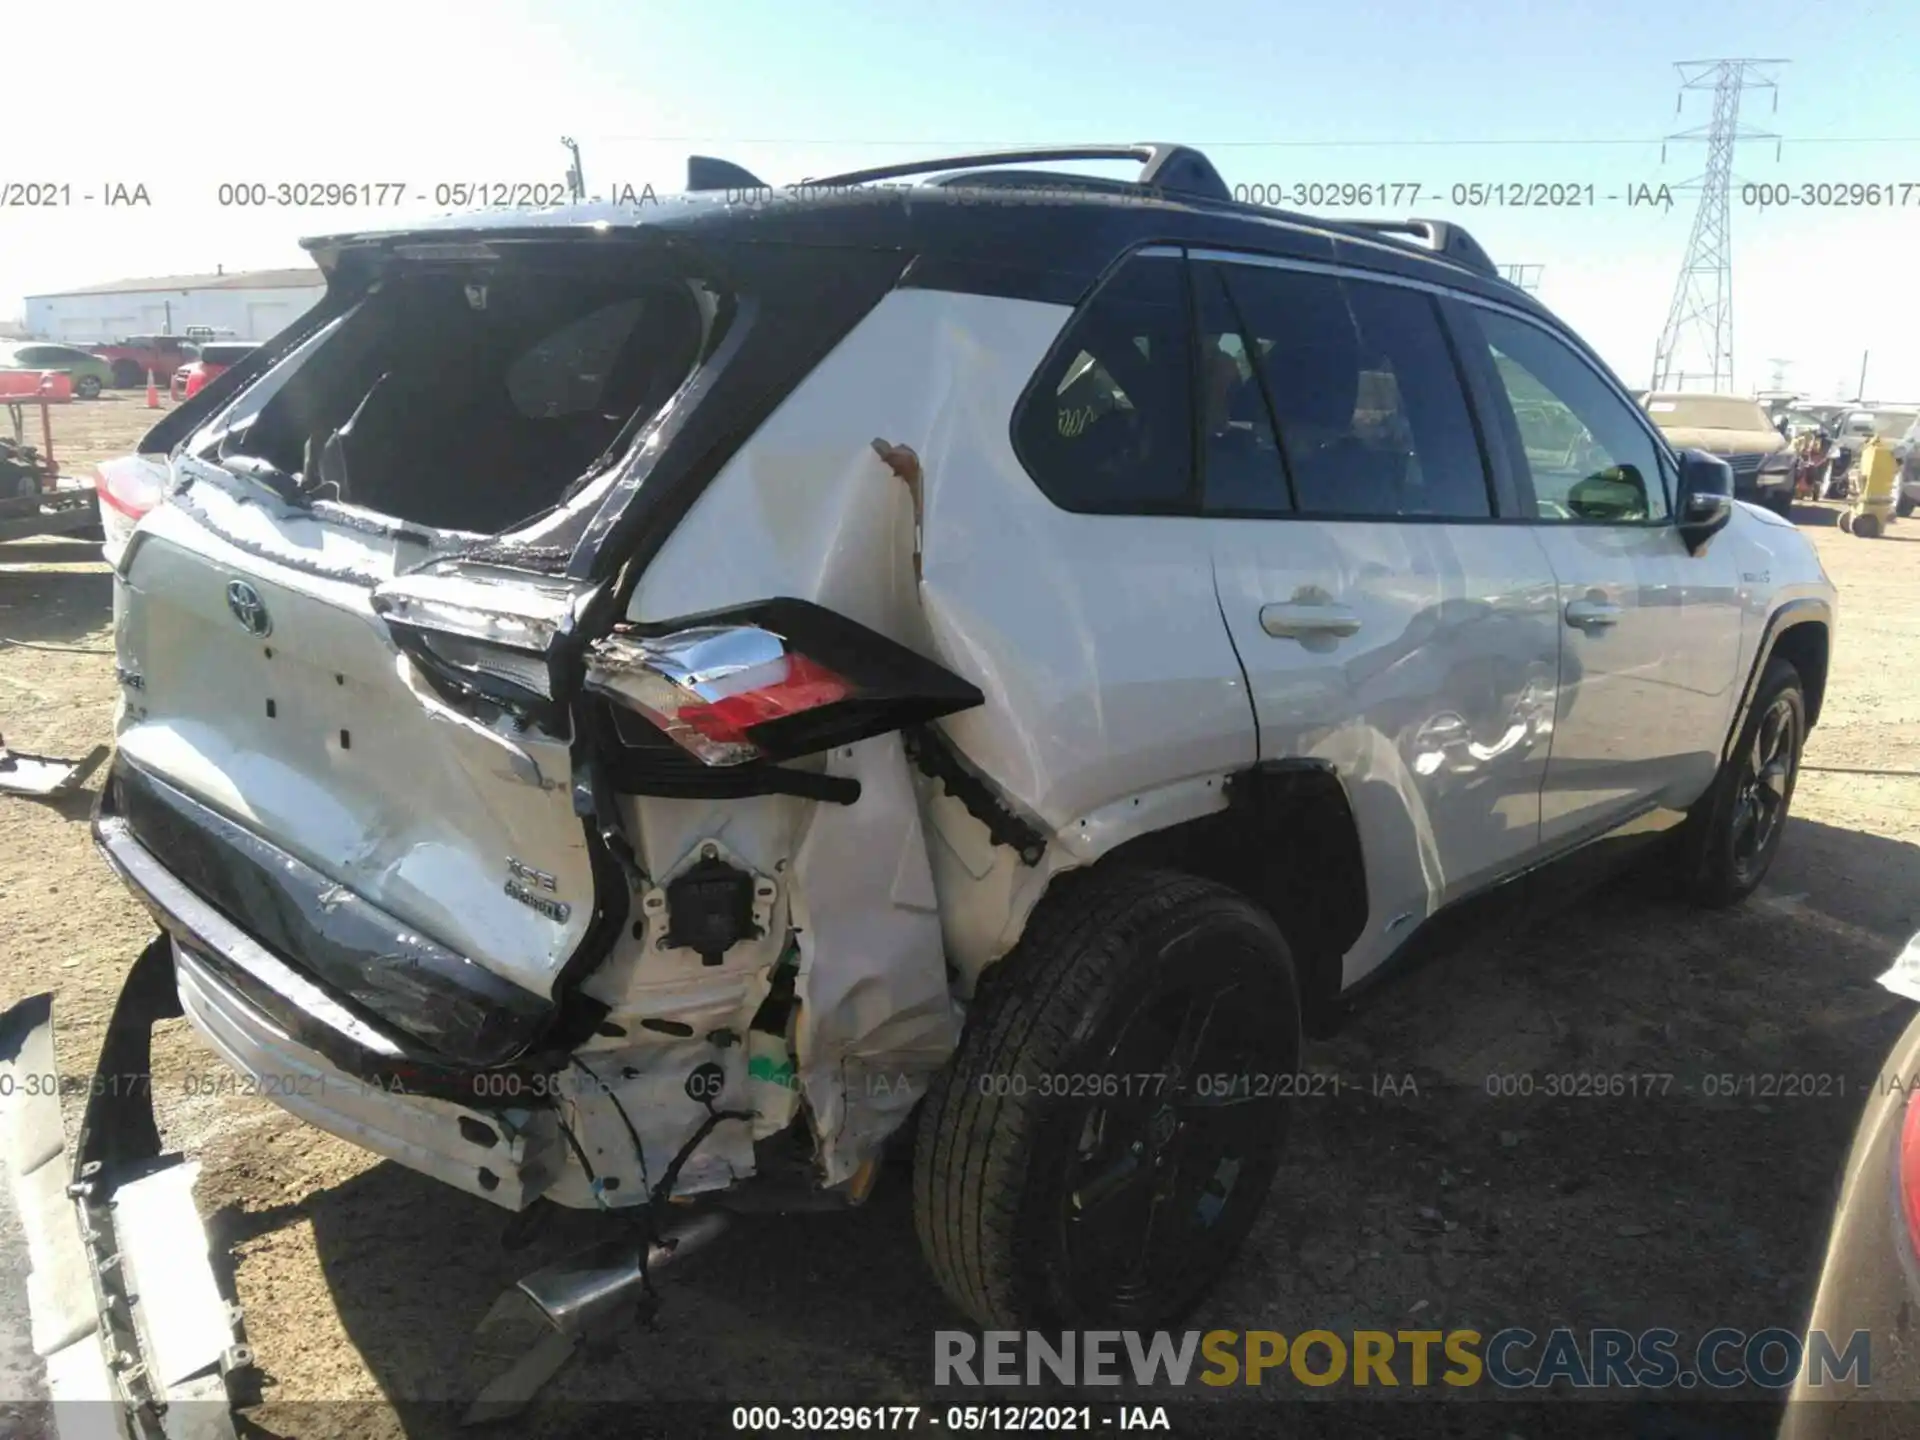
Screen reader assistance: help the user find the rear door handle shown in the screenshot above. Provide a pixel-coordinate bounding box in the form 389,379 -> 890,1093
1260,602 -> 1362,640
1564,598 -> 1622,631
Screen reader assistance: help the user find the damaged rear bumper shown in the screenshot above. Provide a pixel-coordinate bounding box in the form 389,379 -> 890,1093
0,943 -> 251,1440
92,778 -> 567,1211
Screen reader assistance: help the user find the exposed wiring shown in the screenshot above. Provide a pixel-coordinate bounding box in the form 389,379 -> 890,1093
649,1104 -> 755,1213
0,636 -> 115,655
553,1113 -> 610,1213
570,1054 -> 652,1196
567,1053 -> 750,1314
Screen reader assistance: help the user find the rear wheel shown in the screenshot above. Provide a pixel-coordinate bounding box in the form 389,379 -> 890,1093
110,360 -> 143,389
1898,494 -> 1915,519
74,375 -> 102,400
1684,657 -> 1805,907
914,868 -> 1299,1329
1853,511 -> 1884,539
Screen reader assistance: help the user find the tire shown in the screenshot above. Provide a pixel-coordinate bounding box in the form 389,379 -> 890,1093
1768,493 -> 1793,520
913,867 -> 1300,1330
1853,512 -> 1883,540
1898,495 -> 1915,519
1684,657 -> 1806,908
110,361 -> 143,389
74,375 -> 102,400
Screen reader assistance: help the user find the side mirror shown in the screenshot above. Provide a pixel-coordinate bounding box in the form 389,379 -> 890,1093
1676,449 -> 1734,552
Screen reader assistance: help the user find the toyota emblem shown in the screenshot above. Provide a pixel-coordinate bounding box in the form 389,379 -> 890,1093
226,580 -> 272,637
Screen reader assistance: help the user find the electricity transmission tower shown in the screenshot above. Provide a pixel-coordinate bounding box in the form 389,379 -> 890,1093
1649,60 -> 1785,393
1501,263 -> 1543,294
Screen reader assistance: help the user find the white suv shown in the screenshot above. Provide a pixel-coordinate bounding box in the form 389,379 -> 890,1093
85,145 -> 1835,1360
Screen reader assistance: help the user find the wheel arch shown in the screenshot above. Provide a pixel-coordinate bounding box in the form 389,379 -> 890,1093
1727,599 -> 1832,756
1079,758 -> 1368,1034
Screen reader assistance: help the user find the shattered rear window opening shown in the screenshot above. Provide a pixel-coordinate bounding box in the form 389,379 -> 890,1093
190,257 -> 719,536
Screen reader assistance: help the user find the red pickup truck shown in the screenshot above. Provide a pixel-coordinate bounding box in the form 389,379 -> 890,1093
91,335 -> 203,389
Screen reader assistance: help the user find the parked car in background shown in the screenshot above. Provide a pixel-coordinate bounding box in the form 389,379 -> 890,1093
0,342 -> 114,399
1894,414 -> 1920,518
1830,407 -> 1918,495
90,334 -> 201,389
1640,391 -> 1797,516
1783,405 -> 1841,440
170,342 -> 257,401
1781,932 -> 1920,1433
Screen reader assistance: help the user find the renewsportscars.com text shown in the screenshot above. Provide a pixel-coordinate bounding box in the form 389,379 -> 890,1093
935,1328 -> 1871,1391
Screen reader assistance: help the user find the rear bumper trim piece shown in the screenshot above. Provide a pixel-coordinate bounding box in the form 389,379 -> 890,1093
97,756 -> 552,1070
0,945 -> 249,1440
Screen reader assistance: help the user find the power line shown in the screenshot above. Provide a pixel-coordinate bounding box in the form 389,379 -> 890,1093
1501,263 -> 1544,294
580,133 -> 1920,150
1651,60 -> 1786,394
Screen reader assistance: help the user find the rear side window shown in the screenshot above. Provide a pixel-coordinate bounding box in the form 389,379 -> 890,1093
1013,254 -> 1193,514
1211,263 -> 1493,520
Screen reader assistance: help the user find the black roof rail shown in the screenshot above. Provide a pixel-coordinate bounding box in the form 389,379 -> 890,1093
1337,218 -> 1499,279
802,144 -> 1233,203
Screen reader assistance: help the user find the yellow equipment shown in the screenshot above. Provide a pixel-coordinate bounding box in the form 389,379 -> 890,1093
1841,437 -> 1900,538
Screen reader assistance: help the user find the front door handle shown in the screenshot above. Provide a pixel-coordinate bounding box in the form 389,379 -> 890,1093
1260,602 -> 1362,640
1564,598 -> 1622,631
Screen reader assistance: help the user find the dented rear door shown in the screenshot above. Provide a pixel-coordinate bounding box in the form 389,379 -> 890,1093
114,480 -> 600,1006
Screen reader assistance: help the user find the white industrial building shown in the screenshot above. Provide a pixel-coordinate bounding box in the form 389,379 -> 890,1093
22,267 -> 326,344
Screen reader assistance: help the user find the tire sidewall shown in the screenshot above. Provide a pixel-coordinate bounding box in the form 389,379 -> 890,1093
1705,664 -> 1805,902
1011,894 -> 1300,1327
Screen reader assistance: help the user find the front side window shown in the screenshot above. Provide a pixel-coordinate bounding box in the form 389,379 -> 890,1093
1463,307 -> 1671,524
1013,254 -> 1194,514
1209,263 -> 1493,520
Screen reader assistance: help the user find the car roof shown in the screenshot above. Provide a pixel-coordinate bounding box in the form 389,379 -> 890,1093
298,146 -> 1552,321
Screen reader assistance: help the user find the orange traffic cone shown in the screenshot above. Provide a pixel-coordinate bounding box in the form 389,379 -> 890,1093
145,368 -> 160,409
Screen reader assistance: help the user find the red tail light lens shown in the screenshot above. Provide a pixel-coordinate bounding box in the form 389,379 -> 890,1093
587,626 -> 855,766
584,600 -> 985,769
93,455 -> 166,520
1901,1085 -> 1920,1261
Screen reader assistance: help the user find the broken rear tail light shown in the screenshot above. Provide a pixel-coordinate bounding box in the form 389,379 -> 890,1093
1901,1084 -> 1920,1263
93,455 -> 167,520
585,599 -> 983,768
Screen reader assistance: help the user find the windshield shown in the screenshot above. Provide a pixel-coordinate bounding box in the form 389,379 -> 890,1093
1642,395 -> 1772,431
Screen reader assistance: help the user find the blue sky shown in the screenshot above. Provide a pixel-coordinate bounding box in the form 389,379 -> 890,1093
9,0 -> 1918,396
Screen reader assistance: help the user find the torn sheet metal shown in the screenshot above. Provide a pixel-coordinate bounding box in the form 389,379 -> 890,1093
0,740 -> 109,799
0,943 -> 252,1440
1877,929 -> 1920,1004
789,730 -> 960,1186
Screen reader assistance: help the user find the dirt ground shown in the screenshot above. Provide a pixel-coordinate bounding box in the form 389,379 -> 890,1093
2,395 -> 1918,1438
